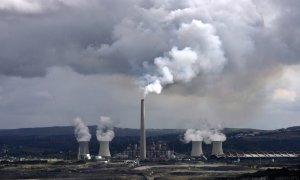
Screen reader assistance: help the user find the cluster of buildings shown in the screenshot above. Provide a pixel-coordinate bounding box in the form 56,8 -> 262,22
122,142 -> 175,160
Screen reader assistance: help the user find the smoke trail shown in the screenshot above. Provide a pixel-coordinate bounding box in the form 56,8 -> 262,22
143,20 -> 227,96
73,117 -> 91,142
96,116 -> 115,141
183,128 -> 226,144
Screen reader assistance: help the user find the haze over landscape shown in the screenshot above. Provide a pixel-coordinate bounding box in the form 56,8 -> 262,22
0,0 -> 300,130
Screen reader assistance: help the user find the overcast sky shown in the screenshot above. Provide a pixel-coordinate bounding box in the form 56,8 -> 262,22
0,0 -> 300,130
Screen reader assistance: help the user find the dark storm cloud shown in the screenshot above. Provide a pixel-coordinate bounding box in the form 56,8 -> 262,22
0,0 -> 144,77
0,0 -> 300,129
0,0 -> 299,78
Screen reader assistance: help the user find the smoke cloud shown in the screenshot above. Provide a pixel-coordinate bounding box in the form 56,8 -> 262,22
73,117 -> 91,142
183,129 -> 205,142
143,20 -> 226,96
1,0 -> 300,129
183,128 -> 226,144
96,116 -> 115,141
206,129 -> 227,143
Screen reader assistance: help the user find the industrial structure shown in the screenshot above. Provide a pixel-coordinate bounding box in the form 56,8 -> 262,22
225,151 -> 300,159
211,141 -> 224,156
98,141 -> 111,158
140,99 -> 146,160
77,141 -> 91,160
122,142 -> 175,160
70,99 -> 300,163
191,141 -> 203,157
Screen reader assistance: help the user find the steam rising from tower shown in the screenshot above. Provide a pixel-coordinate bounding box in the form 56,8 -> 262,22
184,128 -> 226,143
183,129 -> 205,157
96,116 -> 114,157
209,129 -> 226,156
96,116 -> 115,141
184,129 -> 204,143
73,117 -> 91,160
183,128 -> 226,157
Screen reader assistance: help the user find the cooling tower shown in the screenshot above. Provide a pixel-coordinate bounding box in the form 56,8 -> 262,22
191,141 -> 203,157
98,141 -> 111,157
140,99 -> 146,159
78,141 -> 90,160
211,141 -> 224,156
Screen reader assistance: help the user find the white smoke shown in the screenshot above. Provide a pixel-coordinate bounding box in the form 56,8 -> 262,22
143,20 -> 227,96
183,128 -> 226,144
206,129 -> 227,143
73,117 -> 91,142
96,116 -> 115,141
183,129 -> 205,142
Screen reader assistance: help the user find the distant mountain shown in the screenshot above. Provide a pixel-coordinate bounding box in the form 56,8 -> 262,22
0,126 -> 184,137
0,125 -> 299,137
0,126 -> 74,136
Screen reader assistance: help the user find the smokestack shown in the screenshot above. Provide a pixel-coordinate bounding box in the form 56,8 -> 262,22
98,141 -> 111,157
191,141 -> 203,157
211,141 -> 224,156
140,99 -> 146,159
78,141 -> 90,160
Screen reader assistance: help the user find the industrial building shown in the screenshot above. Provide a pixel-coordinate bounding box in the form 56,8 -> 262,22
191,141 -> 203,157
95,141 -> 111,161
122,142 -> 175,160
225,151 -> 300,159
77,141 -> 91,160
211,141 -> 225,157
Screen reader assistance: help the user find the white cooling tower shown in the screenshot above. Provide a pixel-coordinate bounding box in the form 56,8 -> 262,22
140,99 -> 146,159
98,141 -> 111,157
78,141 -> 90,160
191,141 -> 203,157
211,141 -> 224,156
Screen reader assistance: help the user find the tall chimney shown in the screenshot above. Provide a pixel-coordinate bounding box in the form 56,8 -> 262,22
78,141 -> 90,160
140,99 -> 146,159
98,141 -> 111,157
191,141 -> 203,157
211,141 -> 224,156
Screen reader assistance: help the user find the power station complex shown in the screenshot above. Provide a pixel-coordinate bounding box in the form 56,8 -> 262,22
76,99 -> 300,162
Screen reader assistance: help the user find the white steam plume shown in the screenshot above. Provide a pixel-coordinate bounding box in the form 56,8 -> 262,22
206,129 -> 227,143
183,128 -> 226,144
96,116 -> 115,141
183,129 -> 204,142
143,20 -> 226,96
73,117 -> 91,142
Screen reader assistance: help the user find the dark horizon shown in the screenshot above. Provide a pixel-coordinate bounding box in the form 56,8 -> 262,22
1,124 -> 299,132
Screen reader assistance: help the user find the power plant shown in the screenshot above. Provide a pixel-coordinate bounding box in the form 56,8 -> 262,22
77,141 -> 91,160
72,99 -> 226,160
140,99 -> 146,160
3,104 -> 300,180
98,141 -> 111,157
191,141 -> 203,157
68,99 -> 300,164
211,141 -> 224,156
